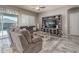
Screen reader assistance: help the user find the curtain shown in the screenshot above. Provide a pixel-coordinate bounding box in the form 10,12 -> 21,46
0,7 -> 36,27
21,13 -> 35,26
21,14 -> 29,26
29,15 -> 35,26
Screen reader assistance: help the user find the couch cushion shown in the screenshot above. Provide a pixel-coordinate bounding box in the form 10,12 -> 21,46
19,34 -> 29,52
32,37 -> 42,43
10,31 -> 23,52
20,29 -> 32,43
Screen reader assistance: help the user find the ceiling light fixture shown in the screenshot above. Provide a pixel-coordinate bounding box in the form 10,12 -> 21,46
40,6 -> 45,8
35,7 -> 40,10
32,6 -> 46,10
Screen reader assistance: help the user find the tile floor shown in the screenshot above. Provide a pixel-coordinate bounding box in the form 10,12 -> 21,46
40,36 -> 79,53
0,38 -> 12,53
0,31 -> 79,53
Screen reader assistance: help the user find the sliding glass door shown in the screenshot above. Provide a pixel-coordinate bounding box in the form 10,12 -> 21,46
0,13 -> 17,52
0,15 -> 2,52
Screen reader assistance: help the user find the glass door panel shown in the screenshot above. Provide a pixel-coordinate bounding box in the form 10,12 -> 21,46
0,15 -> 2,52
3,14 -> 17,38
0,13 -> 17,53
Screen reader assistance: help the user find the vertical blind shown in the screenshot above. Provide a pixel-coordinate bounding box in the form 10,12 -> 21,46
28,15 -> 35,26
21,14 -> 35,26
0,7 -> 36,27
0,8 -> 19,15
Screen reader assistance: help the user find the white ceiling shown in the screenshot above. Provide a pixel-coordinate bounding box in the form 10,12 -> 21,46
14,5 -> 67,13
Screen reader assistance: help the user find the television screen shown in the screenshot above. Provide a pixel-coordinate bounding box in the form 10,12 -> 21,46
45,20 -> 56,28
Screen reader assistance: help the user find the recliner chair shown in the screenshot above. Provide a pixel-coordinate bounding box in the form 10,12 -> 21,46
10,28 -> 42,53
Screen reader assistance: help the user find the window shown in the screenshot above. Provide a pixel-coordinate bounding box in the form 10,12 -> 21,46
0,14 -> 17,52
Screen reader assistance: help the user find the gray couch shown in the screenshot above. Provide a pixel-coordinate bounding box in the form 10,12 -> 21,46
10,28 -> 42,53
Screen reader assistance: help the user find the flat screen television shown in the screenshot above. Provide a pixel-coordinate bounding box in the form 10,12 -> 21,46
45,20 -> 57,28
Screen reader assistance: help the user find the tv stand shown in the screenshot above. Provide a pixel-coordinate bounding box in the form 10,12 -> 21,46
42,15 -> 62,37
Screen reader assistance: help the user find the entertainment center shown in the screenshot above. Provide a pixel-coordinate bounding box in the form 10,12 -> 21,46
42,15 -> 62,36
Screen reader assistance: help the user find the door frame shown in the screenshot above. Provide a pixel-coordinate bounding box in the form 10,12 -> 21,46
68,7 -> 79,36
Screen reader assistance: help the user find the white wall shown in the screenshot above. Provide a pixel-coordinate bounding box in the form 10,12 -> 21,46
38,6 -> 79,35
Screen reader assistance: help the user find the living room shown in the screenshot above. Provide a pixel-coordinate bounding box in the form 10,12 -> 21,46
0,5 -> 79,53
